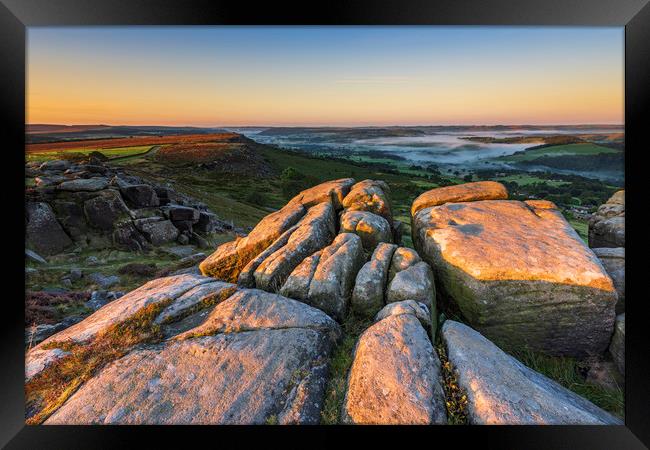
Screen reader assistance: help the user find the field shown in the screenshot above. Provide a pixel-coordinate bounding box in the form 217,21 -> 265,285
501,143 -> 620,163
26,133 -> 241,154
26,145 -> 154,162
492,174 -> 570,187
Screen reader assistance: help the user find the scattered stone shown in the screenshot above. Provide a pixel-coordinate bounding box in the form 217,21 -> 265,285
61,278 -> 73,288
339,210 -> 392,251
179,253 -> 207,266
160,245 -> 197,258
593,247 -> 625,313
441,320 -> 622,424
85,255 -> 100,266
112,222 -> 149,251
26,202 -> 73,256
609,314 -> 625,377
413,194 -> 617,357
177,234 -> 190,245
39,160 -> 71,171
26,249 -> 47,264
87,273 -> 121,289
342,304 -> 446,424
411,180 -> 508,216
69,268 -> 82,281
350,243 -> 397,317
57,178 -> 109,192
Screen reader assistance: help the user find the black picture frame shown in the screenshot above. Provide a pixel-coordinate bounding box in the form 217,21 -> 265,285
2,0 -> 648,448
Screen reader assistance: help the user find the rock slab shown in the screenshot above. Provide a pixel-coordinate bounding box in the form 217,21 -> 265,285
442,320 -> 622,425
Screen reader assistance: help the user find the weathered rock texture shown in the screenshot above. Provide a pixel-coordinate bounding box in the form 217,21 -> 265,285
593,247 -> 625,313
254,202 -> 336,291
340,210 -> 392,251
28,274 -> 340,424
387,247 -> 421,282
342,179 -> 393,224
307,233 -> 365,321
588,190 -> 624,248
200,179 -> 355,282
386,261 -> 435,309
342,301 -> 446,424
609,314 -> 625,377
26,202 -> 73,256
412,184 -> 617,356
350,243 -> 397,317
442,320 -> 622,425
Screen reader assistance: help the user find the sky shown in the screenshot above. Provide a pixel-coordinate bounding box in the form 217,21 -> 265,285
27,26 -> 624,127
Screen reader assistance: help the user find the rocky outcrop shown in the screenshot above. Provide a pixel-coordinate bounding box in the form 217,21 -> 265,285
588,190 -> 624,248
25,159 -> 229,255
26,202 -> 73,256
342,301 -> 446,424
27,275 -> 341,424
609,314 -> 625,377
339,210 -> 392,251
441,320 -> 622,425
287,178 -> 354,210
593,247 -> 625,313
350,243 -> 397,317
412,184 -> 617,357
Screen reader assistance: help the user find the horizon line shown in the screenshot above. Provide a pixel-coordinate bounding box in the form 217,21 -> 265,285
27,122 -> 625,128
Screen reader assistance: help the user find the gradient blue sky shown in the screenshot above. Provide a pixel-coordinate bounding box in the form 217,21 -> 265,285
27,26 -> 624,126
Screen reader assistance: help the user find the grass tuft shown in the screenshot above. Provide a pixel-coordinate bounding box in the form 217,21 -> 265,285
436,340 -> 469,424
320,312 -> 372,424
512,349 -> 624,419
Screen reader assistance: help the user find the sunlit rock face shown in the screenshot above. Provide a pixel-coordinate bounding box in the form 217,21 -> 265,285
411,181 -> 508,217
387,247 -> 421,282
45,290 -> 341,425
199,202 -> 306,282
200,179 -> 354,283
339,210 -> 393,252
441,320 -> 621,425
342,301 -> 446,425
254,202 -> 336,292
287,178 -> 355,210
412,185 -> 617,356
589,190 -> 625,248
342,179 -> 393,224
